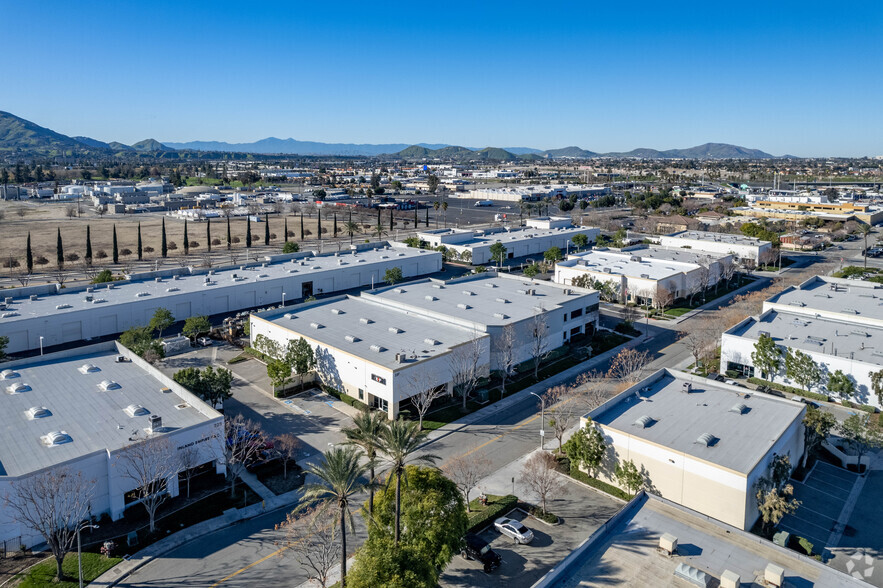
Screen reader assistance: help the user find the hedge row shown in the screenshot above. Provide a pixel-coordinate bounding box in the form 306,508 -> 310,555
466,494 -> 518,532
568,466 -> 631,501
747,377 -> 829,402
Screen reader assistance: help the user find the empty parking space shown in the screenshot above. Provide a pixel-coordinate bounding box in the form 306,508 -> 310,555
828,470 -> 883,585
778,462 -> 857,551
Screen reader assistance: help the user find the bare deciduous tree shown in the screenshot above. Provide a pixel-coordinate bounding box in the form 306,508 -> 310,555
225,413 -> 270,496
442,454 -> 493,512
720,257 -> 737,286
679,325 -> 718,372
276,504 -> 340,588
495,323 -> 518,396
407,371 -> 447,430
543,385 -> 578,454
607,348 -> 651,384
5,468 -> 94,582
655,285 -> 674,312
573,371 -> 608,414
450,336 -> 483,410
178,444 -> 202,499
530,313 -> 550,380
521,451 -> 565,516
117,435 -> 180,533
65,204 -> 77,219
275,433 -> 301,480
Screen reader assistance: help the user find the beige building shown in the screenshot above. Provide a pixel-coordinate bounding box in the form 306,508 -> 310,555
581,369 -> 805,530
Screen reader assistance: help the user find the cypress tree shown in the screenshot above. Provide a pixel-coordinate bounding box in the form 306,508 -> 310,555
226,216 -> 231,250
206,218 -> 212,253
56,228 -> 64,268
414,206 -> 418,228
264,214 -> 270,246
26,232 -> 33,274
333,213 -> 338,238
425,206 -> 429,226
246,217 -> 252,248
183,219 -> 189,255
317,210 -> 322,241
300,213 -> 304,240
389,209 -> 394,231
137,222 -> 143,260
377,208 -> 381,225
284,217 -> 289,241
112,225 -> 119,264
161,218 -> 168,258
85,225 -> 93,263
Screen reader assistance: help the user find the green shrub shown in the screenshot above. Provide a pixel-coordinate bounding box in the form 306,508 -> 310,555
568,466 -> 631,501
725,370 -> 740,378
528,506 -> 558,524
747,377 -> 829,402
841,399 -> 853,407
322,385 -> 368,411
798,536 -> 814,556
466,494 -> 518,532
859,404 -> 879,414
91,269 -> 115,284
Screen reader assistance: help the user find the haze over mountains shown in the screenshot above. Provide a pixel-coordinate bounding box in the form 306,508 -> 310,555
1,110 -> 788,160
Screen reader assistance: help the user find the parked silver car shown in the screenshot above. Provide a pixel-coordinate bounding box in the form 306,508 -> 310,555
494,517 -> 534,544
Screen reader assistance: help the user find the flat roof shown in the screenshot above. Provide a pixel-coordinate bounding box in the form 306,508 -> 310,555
366,273 -> 595,327
729,309 -> 883,364
418,225 -> 594,248
766,275 -> 883,322
665,230 -> 769,247
259,295 -> 483,370
561,250 -> 699,281
591,370 -> 804,474
0,344 -> 217,478
0,243 -> 434,325
548,493 -> 861,588
635,245 -> 728,264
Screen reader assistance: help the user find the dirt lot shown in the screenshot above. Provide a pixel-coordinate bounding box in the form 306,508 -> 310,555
0,201 -> 420,286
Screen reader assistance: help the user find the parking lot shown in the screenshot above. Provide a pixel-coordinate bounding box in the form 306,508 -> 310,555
828,470 -> 883,585
439,477 -> 623,588
778,461 -> 857,552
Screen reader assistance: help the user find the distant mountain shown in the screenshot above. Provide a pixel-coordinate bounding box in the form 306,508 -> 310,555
164,137 -> 450,156
391,145 -> 520,161
72,136 -> 113,150
0,111 -> 102,154
108,141 -> 135,152
543,146 -> 598,158
131,138 -> 169,152
604,143 -> 774,159
504,147 -> 545,155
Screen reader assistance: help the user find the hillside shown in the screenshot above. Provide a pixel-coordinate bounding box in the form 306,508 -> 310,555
0,111 -> 100,154
164,137 -> 450,156
605,143 -> 774,159
543,146 -> 597,158
131,138 -> 170,152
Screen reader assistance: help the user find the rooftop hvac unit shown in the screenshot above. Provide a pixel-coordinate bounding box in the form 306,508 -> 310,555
682,382 -> 692,394
0,303 -> 6,311
29,294 -> 38,301
4,297 -> 12,304
388,327 -> 403,334
115,356 -> 129,363
764,563 -> 784,587
424,338 -> 439,346
155,277 -> 162,283
457,303 -> 471,310
720,570 -> 741,588
658,533 -> 677,556
86,287 -> 94,293
395,352 -> 405,363
331,308 -> 344,315
758,330 -> 770,338
344,335 -> 360,343
369,344 -> 385,353
425,295 -> 437,301
359,317 -> 373,324
148,414 -> 163,433
603,267 -> 612,273
496,297 -> 510,303
630,256 -> 642,262
640,274 -> 650,279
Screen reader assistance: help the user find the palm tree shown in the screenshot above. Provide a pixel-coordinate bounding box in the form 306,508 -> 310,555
343,410 -> 387,520
860,224 -> 872,269
433,201 -> 440,228
441,201 -> 448,228
380,419 -> 439,545
301,447 -> 369,588
344,220 -> 361,244
373,224 -> 388,241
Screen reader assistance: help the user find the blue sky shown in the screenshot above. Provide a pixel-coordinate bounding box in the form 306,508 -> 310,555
3,0 -> 882,157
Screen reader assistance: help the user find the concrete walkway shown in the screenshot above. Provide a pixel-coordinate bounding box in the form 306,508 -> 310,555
238,470 -> 276,501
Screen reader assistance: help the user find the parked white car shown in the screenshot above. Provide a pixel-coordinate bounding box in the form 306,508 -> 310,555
197,337 -> 212,347
494,517 -> 534,544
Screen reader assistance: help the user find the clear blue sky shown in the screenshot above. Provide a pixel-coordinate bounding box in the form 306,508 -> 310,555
4,0 -> 882,157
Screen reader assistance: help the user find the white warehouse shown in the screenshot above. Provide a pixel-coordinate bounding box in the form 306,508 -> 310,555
0,342 -> 225,548
250,272 -> 600,418
659,230 -> 772,265
583,369 -> 805,530
0,242 -> 441,355
417,217 -> 599,265
554,245 -> 732,305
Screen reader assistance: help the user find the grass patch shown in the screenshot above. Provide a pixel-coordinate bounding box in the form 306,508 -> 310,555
663,307 -> 692,317
466,494 -> 518,532
17,552 -> 122,588
663,276 -> 756,316
528,506 -> 559,524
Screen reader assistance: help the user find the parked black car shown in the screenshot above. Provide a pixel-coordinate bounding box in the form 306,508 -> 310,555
460,533 -> 502,572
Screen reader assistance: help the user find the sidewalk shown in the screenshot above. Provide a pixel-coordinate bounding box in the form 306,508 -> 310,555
91,487 -> 304,587
668,275 -> 771,324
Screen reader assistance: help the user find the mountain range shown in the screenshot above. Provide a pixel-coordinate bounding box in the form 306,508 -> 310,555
1,110 -> 786,160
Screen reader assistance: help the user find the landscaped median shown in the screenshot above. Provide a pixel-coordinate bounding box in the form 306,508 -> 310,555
466,494 -> 519,532
17,552 -> 122,588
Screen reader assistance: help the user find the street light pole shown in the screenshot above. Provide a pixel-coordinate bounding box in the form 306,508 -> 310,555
39,336 -> 44,356
529,392 -> 545,450
282,292 -> 286,308
77,523 -> 99,588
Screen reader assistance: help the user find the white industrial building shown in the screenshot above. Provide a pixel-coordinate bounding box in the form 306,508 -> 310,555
659,230 -> 772,264
0,242 -> 441,355
462,184 -> 610,202
720,275 -> 883,408
250,272 -> 600,418
0,342 -> 225,548
582,369 -> 805,530
416,217 -> 599,265
554,245 -> 731,305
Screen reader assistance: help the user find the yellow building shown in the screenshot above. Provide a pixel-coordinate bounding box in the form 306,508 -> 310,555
741,200 -> 883,225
